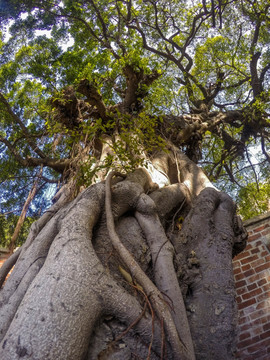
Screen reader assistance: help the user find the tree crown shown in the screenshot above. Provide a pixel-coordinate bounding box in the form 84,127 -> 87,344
0,0 -> 269,226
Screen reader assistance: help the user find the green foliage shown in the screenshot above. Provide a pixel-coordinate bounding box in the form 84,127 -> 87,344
75,112 -> 167,187
237,182 -> 270,220
0,0 -> 269,220
0,214 -> 36,248
109,112 -> 167,171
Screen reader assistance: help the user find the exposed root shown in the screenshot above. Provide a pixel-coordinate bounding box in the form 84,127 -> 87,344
115,299 -> 148,344
128,282 -> 156,358
105,171 -> 192,360
98,299 -> 149,359
0,188 -> 84,344
0,184 -> 106,359
101,270 -> 164,357
135,193 -> 195,359
0,248 -> 21,288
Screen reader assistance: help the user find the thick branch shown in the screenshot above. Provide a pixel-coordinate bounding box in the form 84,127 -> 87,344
26,157 -> 71,173
0,132 -> 70,174
120,65 -> 160,113
250,51 -> 263,97
77,79 -> 108,120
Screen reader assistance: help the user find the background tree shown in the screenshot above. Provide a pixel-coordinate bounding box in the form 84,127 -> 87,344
0,1 -> 269,359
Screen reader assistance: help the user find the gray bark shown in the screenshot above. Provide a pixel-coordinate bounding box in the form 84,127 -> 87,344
171,188 -> 247,359
0,152 -> 247,360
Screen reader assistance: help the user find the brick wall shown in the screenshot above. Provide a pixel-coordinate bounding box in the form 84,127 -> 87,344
0,248 -> 10,268
0,249 -> 12,286
233,212 -> 270,360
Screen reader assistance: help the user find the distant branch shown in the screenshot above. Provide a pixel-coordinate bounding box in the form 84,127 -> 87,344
45,6 -> 121,59
0,135 -> 28,167
261,135 -> 270,163
8,166 -> 43,253
0,93 -> 46,159
259,63 -> 270,85
0,134 -> 71,173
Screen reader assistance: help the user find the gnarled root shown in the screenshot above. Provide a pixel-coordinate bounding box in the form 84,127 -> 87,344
105,171 -> 195,360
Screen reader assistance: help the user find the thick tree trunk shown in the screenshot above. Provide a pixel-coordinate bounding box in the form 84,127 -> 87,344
171,188 -> 245,359
0,151 -> 247,360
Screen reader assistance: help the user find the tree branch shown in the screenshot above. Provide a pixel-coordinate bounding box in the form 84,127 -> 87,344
0,135 -> 28,167
0,248 -> 22,289
261,134 -> 270,163
0,92 -> 46,159
77,79 -> 108,120
0,134 -> 71,173
8,166 -> 43,253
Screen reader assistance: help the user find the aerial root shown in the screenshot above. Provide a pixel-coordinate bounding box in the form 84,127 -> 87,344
0,248 -> 21,288
105,171 -> 193,360
135,193 -> 195,359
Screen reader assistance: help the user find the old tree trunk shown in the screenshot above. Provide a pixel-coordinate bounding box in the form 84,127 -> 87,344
0,145 -> 247,360
4,0 -> 270,358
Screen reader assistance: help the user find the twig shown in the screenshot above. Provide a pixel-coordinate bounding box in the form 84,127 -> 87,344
114,300 -> 148,343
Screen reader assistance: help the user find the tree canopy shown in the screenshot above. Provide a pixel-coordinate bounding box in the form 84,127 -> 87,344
0,0 -> 269,237
0,2 -> 265,359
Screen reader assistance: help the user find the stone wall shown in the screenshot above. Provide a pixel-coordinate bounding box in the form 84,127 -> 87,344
233,212 -> 270,360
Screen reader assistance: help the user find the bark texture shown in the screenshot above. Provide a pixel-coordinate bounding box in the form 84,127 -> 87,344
171,188 -> 246,359
0,150 -> 247,360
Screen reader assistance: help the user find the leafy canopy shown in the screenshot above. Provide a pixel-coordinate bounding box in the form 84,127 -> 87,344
0,0 -> 269,230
